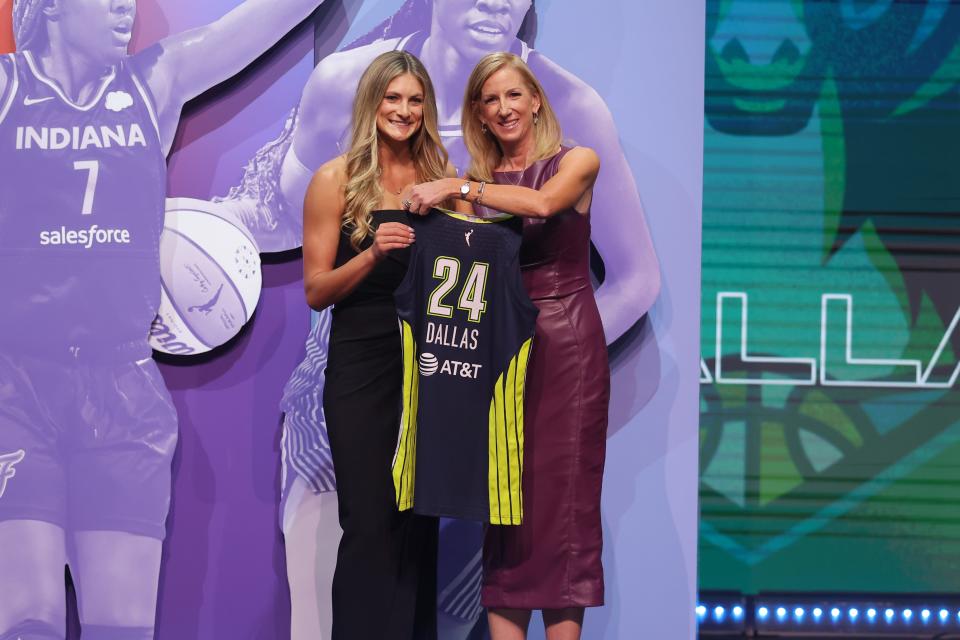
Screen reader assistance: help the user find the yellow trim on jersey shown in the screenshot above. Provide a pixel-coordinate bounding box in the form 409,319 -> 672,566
393,320 -> 419,510
487,337 -> 534,525
435,207 -> 514,224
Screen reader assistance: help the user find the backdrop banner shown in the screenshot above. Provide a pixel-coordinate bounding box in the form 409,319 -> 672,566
700,0 -> 960,594
0,1 -> 703,638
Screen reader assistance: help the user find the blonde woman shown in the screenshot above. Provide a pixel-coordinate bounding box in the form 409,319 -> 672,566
407,52 -> 610,640
302,50 -> 452,640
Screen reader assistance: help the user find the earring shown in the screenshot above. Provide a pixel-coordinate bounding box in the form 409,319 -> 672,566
533,112 -> 539,126
481,122 -> 488,134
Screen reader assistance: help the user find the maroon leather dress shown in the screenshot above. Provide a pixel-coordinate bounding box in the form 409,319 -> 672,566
482,147 -> 611,609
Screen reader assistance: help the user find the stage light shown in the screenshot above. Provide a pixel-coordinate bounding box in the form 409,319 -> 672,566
701,591 -> 960,637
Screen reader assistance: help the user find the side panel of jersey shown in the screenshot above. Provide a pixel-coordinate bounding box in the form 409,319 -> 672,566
0,53 -> 166,350
393,210 -> 537,524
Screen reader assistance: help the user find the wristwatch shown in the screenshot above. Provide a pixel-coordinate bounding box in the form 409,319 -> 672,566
459,180 -> 471,200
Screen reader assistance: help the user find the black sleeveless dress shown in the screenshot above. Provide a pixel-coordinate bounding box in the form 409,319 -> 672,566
322,210 -> 438,640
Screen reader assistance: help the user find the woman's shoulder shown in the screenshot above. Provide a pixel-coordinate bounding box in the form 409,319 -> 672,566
314,155 -> 349,182
530,146 -> 599,185
307,156 -> 349,204
557,145 -> 600,171
560,145 -> 599,162
530,145 -> 597,172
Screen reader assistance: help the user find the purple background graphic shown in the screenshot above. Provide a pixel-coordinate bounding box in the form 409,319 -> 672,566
129,1 -> 320,637
129,1 -> 701,638
1,0 -> 322,637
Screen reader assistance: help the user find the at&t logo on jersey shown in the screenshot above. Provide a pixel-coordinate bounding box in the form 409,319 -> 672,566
0,450 -> 26,499
418,351 -> 482,380
419,352 -> 439,376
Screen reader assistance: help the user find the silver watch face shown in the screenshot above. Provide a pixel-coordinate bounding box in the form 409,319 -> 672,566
460,182 -> 471,198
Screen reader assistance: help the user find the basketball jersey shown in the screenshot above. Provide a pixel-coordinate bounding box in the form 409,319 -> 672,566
393,209 -> 538,524
0,52 -> 166,352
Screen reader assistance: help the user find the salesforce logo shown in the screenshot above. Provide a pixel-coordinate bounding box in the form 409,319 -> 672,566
419,352 -> 439,376
39,224 -> 132,249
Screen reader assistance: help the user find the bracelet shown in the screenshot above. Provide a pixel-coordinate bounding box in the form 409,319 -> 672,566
475,180 -> 487,205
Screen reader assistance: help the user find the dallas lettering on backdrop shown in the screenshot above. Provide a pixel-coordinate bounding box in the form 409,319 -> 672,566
703,292 -> 960,388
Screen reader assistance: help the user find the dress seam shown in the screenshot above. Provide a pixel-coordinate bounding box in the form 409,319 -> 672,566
555,293 -> 585,605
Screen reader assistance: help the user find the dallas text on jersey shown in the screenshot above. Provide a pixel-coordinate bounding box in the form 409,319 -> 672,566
424,320 -> 483,379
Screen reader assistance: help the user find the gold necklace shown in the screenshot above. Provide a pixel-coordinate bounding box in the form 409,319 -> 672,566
500,153 -> 529,187
378,167 -> 408,195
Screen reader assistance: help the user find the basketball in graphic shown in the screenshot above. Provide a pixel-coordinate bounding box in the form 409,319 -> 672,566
150,197 -> 262,355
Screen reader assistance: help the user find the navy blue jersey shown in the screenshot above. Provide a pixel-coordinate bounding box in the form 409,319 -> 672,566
393,209 -> 538,524
0,52 -> 166,351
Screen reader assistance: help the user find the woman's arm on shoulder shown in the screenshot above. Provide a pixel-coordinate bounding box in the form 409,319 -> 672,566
303,157 -> 414,310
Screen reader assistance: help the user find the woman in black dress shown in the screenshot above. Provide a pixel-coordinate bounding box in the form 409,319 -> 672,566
302,50 -> 453,640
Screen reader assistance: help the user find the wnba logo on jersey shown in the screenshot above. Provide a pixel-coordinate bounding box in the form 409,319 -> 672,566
0,450 -> 26,500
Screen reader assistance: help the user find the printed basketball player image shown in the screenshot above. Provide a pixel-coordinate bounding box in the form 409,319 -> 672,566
229,0 -> 661,341
0,1 -> 324,639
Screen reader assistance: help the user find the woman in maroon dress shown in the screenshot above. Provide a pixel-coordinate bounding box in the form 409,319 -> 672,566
406,52 -> 611,640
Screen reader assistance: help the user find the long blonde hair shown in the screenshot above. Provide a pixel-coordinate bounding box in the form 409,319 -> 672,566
462,52 -> 563,183
343,51 -> 448,249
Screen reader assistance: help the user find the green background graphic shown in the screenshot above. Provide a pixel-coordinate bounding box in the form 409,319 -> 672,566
700,0 -> 960,593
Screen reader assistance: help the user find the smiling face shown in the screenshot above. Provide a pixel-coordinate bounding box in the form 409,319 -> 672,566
475,66 -> 540,150
48,0 -> 136,64
433,0 -> 533,60
376,73 -> 425,145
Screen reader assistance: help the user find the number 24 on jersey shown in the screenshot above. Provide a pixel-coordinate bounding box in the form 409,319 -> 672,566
427,257 -> 489,323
